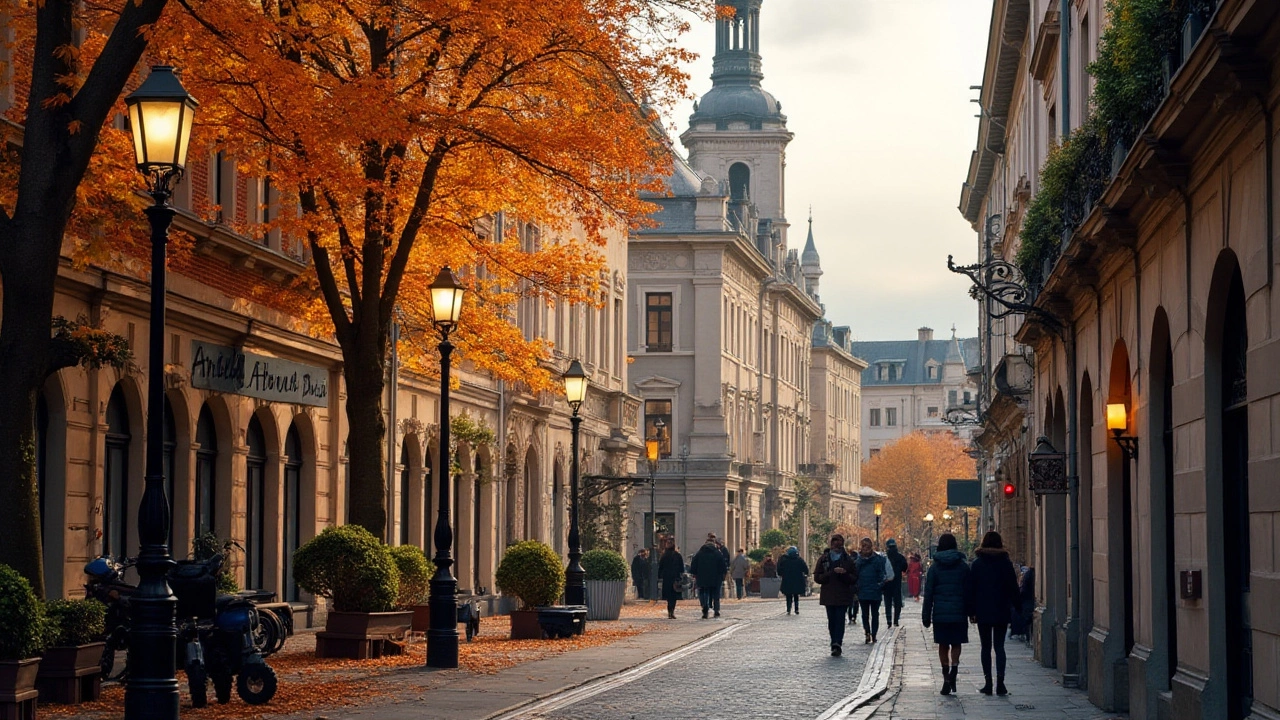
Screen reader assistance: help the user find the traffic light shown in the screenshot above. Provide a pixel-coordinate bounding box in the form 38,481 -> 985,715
1003,482 -> 1017,498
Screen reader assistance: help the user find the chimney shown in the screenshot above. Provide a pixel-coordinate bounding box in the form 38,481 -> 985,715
918,327 -> 934,342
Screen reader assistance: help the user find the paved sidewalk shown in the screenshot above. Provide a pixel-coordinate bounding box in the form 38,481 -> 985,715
866,602 -> 1126,720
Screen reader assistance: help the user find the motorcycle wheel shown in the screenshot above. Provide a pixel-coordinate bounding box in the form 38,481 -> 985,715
213,673 -> 233,705
237,664 -> 278,705
254,608 -> 286,656
187,664 -> 208,709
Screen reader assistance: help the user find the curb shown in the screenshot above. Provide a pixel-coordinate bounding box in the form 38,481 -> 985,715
815,625 -> 902,720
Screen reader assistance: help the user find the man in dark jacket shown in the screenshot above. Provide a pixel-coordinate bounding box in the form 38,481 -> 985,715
882,539 -> 909,628
690,540 -> 728,618
777,546 -> 808,614
813,534 -> 857,656
630,548 -> 650,600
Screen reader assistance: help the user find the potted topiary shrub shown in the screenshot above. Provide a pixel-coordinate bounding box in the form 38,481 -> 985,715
389,545 -> 436,633
494,541 -> 564,639
293,525 -> 406,659
36,598 -> 107,704
581,549 -> 628,621
0,564 -> 47,717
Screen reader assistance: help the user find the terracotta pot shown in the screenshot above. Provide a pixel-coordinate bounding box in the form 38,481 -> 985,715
324,610 -> 413,639
509,609 -> 543,640
0,657 -> 41,699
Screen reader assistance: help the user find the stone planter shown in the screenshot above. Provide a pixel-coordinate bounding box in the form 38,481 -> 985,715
36,642 -> 105,704
585,580 -> 626,621
316,610 -> 413,660
0,657 -> 41,718
759,577 -> 782,599
509,609 -> 543,640
411,604 -> 431,633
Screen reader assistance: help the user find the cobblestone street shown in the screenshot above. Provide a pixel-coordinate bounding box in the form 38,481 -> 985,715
514,596 -> 879,720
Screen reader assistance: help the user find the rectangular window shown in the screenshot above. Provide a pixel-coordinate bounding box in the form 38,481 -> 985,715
878,365 -> 887,381
886,407 -> 897,427
644,399 -> 673,458
927,406 -> 939,418
869,408 -> 881,427
964,391 -> 972,405
888,365 -> 898,382
645,293 -> 673,352
949,390 -> 958,407
927,366 -> 936,379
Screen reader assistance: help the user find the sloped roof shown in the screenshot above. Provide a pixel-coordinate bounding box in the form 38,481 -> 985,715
851,336 -> 980,387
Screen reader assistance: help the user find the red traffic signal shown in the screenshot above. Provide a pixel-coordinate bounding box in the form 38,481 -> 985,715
1003,482 -> 1016,498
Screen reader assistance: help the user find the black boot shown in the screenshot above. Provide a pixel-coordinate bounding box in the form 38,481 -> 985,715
940,665 -> 953,695
979,674 -> 993,695
996,676 -> 1008,696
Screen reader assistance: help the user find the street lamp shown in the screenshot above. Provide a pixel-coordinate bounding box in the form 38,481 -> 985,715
924,512 -> 935,560
427,266 -> 464,669
124,65 -> 197,720
645,419 -> 665,600
563,359 -> 589,607
1107,403 -> 1139,461
873,502 -> 882,549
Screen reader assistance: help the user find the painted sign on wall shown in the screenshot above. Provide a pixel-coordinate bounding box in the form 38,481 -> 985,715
191,340 -> 329,407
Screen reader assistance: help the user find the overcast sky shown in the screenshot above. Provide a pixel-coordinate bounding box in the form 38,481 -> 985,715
662,0 -> 993,341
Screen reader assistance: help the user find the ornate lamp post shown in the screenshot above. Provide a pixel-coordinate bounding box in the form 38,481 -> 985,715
426,267 -> 464,669
562,360 -> 589,606
124,66 -> 197,720
645,419 -> 665,600
923,512 -> 935,560
873,502 -> 882,549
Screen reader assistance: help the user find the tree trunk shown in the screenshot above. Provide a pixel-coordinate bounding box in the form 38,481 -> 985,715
0,216 -> 64,598
343,339 -> 388,539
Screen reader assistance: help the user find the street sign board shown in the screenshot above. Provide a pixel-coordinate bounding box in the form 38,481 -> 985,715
946,479 -> 982,508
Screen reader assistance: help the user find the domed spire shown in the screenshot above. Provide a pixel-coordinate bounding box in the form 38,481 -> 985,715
690,0 -> 784,125
801,208 -> 821,268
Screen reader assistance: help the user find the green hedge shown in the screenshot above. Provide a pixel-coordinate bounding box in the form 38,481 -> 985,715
0,564 -> 48,660
495,541 -> 564,609
580,549 -> 628,581
293,525 -> 399,613
390,544 -> 435,609
44,598 -> 107,647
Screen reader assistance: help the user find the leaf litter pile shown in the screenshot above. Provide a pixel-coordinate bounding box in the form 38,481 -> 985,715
38,604 -> 718,720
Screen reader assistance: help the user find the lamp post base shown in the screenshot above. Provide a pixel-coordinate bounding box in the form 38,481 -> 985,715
426,570 -> 459,668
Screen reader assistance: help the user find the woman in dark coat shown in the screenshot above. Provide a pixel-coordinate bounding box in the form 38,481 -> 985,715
777,545 -> 809,615
814,534 -> 858,656
967,531 -> 1020,695
853,537 -> 888,643
657,538 -> 685,619
761,555 -> 777,578
922,533 -> 972,695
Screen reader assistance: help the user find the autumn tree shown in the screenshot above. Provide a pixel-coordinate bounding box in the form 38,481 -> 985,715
153,0 -> 712,538
861,432 -> 976,555
0,1 -> 175,594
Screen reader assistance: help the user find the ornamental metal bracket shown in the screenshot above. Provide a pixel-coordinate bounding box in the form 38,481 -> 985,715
942,405 -> 982,427
947,255 -> 1065,333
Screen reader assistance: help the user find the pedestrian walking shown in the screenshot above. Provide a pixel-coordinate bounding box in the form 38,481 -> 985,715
777,546 -> 808,615
690,539 -> 728,618
906,552 -> 924,601
631,548 -> 650,600
761,555 -> 778,578
921,533 -> 972,695
967,531 -> 1020,696
730,549 -> 751,600
657,538 -> 684,619
813,533 -> 857,657
853,537 -> 888,643
882,538 -> 908,627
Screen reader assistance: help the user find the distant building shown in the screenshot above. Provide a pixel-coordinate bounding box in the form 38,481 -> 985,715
851,327 -> 980,460
806,320 -> 867,527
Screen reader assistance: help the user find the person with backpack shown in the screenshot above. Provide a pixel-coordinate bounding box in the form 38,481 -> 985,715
922,533 -> 972,695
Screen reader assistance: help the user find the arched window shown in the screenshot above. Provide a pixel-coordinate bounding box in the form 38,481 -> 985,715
729,162 -> 750,201
283,424 -> 303,601
245,416 -> 267,589
104,385 -> 131,557
194,405 -> 218,537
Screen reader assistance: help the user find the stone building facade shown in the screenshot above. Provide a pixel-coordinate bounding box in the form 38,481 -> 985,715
626,0 -> 866,556
960,1 -> 1280,719
850,328 -> 981,460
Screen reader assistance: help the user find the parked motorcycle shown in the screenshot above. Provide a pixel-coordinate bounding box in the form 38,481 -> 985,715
84,552 -> 278,706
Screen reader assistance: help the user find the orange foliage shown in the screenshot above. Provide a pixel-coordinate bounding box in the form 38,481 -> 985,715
861,432 -> 977,554
141,0 -> 714,391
